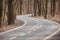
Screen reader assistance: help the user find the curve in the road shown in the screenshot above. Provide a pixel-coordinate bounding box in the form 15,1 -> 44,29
0,15 -> 42,40
0,14 -> 60,40
0,16 -> 27,34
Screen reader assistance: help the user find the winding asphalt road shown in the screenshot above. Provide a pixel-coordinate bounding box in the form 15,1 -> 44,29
0,15 -> 60,40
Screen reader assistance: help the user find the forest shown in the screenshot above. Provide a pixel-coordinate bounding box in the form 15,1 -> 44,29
0,0 -> 60,31
0,0 -> 60,27
0,0 -> 60,40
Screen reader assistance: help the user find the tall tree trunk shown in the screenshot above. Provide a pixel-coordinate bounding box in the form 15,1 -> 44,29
7,0 -> 15,25
20,0 -> 22,15
58,0 -> 60,12
38,0 -> 41,16
41,0 -> 44,15
2,0 -> 5,22
51,0 -> 56,17
34,0 -> 37,16
14,0 -> 17,19
44,0 -> 48,19
53,0 -> 56,17
27,0 -> 30,14
0,0 -> 3,27
51,0 -> 53,16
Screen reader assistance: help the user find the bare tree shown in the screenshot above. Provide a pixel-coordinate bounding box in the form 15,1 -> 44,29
7,0 -> 15,25
51,0 -> 56,17
20,0 -> 22,15
0,0 -> 3,27
38,0 -> 41,16
34,0 -> 38,16
58,0 -> 60,12
41,0 -> 45,16
44,0 -> 48,19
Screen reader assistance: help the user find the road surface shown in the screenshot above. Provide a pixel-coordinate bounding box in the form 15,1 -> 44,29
0,15 -> 60,40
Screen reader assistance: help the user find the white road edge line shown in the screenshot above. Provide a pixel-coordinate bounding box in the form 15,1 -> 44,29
20,33 -> 26,36
44,28 -> 60,40
0,16 -> 27,34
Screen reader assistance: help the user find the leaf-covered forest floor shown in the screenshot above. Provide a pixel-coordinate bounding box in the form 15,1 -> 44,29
0,19 -> 24,32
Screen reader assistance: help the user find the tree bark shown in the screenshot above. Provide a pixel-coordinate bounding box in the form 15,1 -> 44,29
20,0 -> 22,15
51,0 -> 56,17
34,0 -> 38,16
58,0 -> 60,12
44,0 -> 48,19
38,0 -> 41,16
0,0 -> 3,27
7,0 -> 15,25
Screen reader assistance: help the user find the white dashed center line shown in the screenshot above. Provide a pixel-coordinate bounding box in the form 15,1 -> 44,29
20,33 -> 26,36
33,29 -> 36,31
10,37 -> 16,40
27,31 -> 32,33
